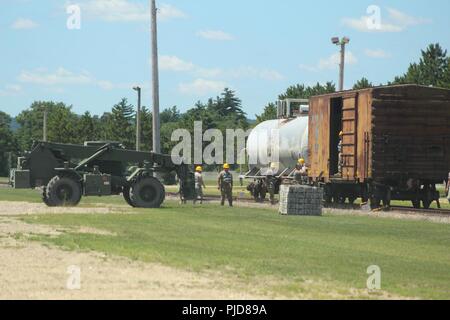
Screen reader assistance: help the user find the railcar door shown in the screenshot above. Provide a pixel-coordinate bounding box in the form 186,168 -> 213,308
341,94 -> 358,180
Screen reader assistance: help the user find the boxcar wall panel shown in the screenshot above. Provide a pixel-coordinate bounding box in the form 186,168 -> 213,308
370,86 -> 450,183
308,97 -> 330,180
356,91 -> 372,182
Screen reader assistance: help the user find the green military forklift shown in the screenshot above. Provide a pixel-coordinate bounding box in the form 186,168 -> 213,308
9,141 -> 195,208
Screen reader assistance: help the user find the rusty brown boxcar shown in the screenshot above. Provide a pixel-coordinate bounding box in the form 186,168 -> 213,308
308,84 -> 450,209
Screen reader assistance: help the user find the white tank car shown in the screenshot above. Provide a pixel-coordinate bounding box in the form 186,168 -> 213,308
247,116 -> 309,174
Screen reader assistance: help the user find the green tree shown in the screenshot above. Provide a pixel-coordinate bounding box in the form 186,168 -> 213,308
15,101 -> 79,150
0,111 -> 18,176
353,77 -> 373,90
393,43 -> 450,88
255,103 -> 277,124
279,82 -> 336,100
105,98 -> 136,149
140,106 -> 152,151
76,111 -> 102,143
161,106 -> 181,123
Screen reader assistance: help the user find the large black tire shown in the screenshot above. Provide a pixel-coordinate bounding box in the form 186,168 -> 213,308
130,176 -> 165,208
42,186 -> 54,207
46,176 -> 82,207
122,186 -> 135,207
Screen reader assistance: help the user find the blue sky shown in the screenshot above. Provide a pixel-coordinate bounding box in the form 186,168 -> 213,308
0,0 -> 449,117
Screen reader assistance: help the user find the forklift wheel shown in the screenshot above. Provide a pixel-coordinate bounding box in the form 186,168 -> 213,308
130,177 -> 165,208
46,176 -> 82,207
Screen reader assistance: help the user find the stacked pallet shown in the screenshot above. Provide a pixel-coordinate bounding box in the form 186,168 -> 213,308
279,185 -> 323,216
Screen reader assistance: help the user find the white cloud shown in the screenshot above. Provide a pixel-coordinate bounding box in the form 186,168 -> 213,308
78,0 -> 186,22
17,67 -> 135,91
18,68 -> 92,86
342,7 -> 431,33
0,85 -> 23,96
365,49 -> 391,59
301,52 -> 357,72
197,30 -> 234,41
159,55 -> 195,72
387,8 -> 430,27
299,64 -> 319,73
318,52 -> 357,70
11,18 -> 39,30
228,67 -> 284,81
179,79 -> 227,96
158,4 -> 186,21
159,55 -> 284,82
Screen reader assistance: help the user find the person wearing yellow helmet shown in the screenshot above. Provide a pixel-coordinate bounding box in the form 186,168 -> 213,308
218,163 -> 233,207
194,166 -> 206,204
294,158 -> 308,184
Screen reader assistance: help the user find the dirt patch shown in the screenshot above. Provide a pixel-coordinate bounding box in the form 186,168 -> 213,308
0,217 -> 274,300
0,201 -> 125,216
0,216 -> 415,300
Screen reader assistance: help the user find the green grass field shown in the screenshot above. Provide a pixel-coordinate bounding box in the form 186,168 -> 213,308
1,187 -> 449,299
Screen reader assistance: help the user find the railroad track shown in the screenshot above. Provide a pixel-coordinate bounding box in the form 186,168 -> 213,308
388,206 -> 450,216
166,192 -> 275,204
167,192 -> 450,216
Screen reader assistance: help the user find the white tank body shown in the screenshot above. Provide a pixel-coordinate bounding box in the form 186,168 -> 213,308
247,117 -> 309,174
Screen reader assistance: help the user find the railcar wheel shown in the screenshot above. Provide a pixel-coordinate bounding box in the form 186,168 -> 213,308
370,196 -> 381,210
46,176 -> 82,207
130,176 -> 165,208
412,199 -> 421,209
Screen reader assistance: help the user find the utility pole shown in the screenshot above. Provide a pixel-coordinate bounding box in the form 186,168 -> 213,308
133,86 -> 142,151
43,105 -> 48,142
331,37 -> 350,91
151,0 -> 161,154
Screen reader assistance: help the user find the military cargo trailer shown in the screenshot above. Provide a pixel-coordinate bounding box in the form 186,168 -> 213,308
10,141 -> 195,208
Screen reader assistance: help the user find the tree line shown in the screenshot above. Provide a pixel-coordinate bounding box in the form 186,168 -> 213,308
1,43 -> 449,176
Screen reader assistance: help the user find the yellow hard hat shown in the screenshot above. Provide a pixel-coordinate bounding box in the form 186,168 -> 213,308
223,163 -> 230,169
270,162 -> 277,169
339,131 -> 344,137
298,158 -> 305,165
195,166 -> 202,172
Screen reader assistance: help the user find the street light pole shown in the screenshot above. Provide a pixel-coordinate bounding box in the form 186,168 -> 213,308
133,86 -> 141,151
339,42 -> 345,92
331,37 -> 350,92
150,0 -> 161,154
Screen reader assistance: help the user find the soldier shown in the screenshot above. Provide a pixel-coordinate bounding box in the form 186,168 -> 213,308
293,158 -> 308,184
446,172 -> 450,204
266,163 -> 278,205
218,163 -> 233,207
194,166 -> 206,204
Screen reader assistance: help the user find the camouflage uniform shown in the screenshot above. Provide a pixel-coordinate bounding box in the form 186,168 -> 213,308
218,170 -> 233,207
194,171 -> 206,204
293,164 -> 308,184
